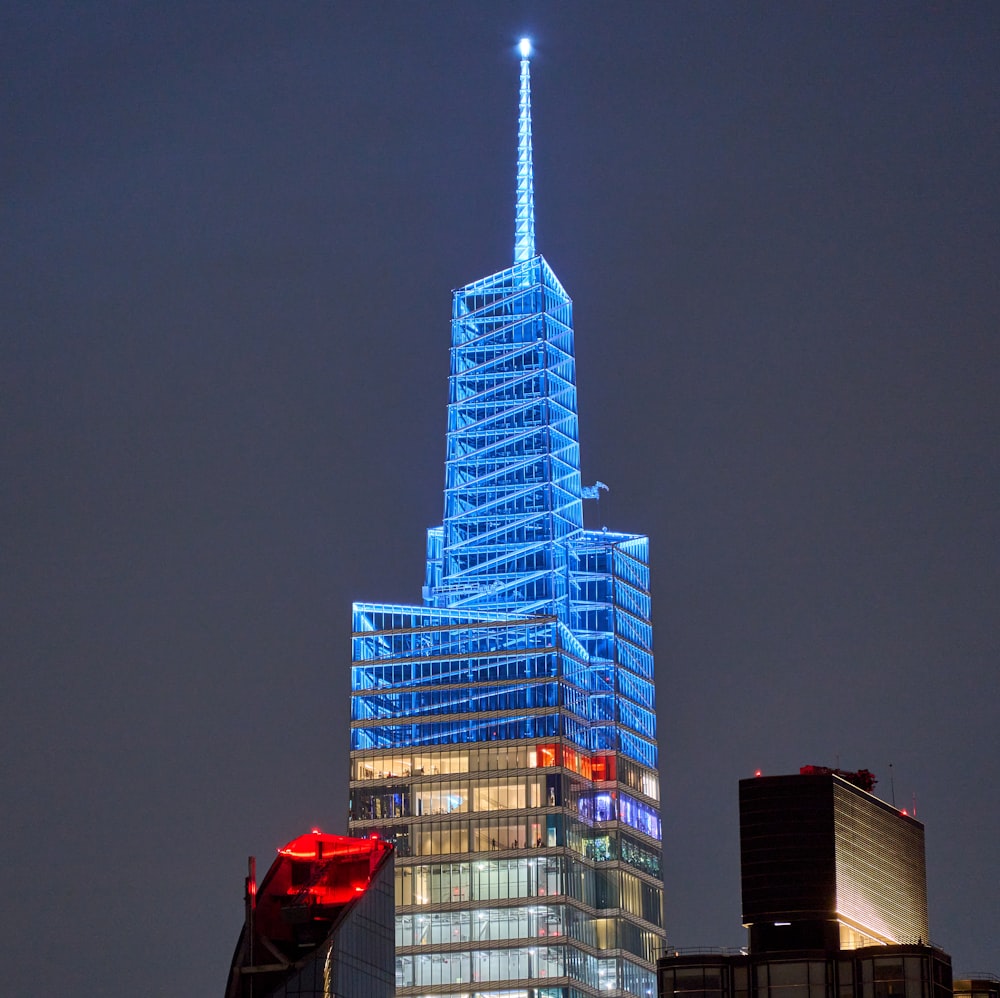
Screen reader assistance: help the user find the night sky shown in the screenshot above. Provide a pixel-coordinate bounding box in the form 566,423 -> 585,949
3,3 -> 998,994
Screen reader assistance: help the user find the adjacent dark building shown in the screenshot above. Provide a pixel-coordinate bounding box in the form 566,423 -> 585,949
659,767 -> 951,998
740,768 -> 928,952
224,830 -> 394,998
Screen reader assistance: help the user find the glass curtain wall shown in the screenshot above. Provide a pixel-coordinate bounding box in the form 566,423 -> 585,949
351,543 -> 664,998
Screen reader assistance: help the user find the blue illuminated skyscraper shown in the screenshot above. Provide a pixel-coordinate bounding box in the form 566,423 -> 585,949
348,41 -> 665,998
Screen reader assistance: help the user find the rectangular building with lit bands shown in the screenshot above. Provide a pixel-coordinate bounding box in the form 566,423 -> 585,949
740,771 -> 928,953
347,40 -> 665,998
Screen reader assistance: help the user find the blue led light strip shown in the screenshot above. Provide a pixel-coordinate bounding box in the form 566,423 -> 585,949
514,49 -> 535,263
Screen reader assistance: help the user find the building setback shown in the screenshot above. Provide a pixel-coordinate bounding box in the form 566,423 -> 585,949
347,40 -> 665,998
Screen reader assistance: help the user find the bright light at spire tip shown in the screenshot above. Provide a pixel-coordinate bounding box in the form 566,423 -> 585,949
519,38 -> 532,58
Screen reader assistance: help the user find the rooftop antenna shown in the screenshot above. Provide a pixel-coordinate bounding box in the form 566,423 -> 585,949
244,855 -> 256,983
889,762 -> 896,806
514,38 -> 536,263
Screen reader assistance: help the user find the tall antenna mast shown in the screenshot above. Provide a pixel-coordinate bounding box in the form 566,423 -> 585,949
514,38 -> 536,263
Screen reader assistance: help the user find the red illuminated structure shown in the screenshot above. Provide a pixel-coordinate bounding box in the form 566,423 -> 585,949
225,830 -> 394,998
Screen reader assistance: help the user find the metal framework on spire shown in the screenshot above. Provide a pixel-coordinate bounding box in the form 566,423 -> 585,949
514,42 -> 536,263
348,42 -> 665,998
430,256 -> 582,618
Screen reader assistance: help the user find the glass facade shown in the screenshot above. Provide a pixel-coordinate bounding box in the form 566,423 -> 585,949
831,782 -> 927,950
349,45 -> 664,998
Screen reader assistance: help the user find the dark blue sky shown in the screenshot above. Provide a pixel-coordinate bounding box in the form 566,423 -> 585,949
2,3 -> 998,994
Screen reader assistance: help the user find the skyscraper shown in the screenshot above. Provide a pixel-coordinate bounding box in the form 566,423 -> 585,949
348,40 -> 665,998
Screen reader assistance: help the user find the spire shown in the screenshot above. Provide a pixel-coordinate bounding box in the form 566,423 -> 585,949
514,38 -> 535,263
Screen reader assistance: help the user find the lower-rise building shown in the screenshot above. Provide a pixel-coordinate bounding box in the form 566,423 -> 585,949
659,944 -> 952,998
954,977 -> 1000,998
